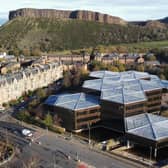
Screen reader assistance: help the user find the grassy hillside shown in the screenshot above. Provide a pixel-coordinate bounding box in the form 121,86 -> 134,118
0,17 -> 168,52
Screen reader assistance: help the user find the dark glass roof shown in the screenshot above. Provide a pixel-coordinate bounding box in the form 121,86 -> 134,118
89,70 -> 150,80
125,113 -> 168,141
161,80 -> 168,90
44,92 -> 100,111
101,88 -> 146,104
83,70 -> 166,104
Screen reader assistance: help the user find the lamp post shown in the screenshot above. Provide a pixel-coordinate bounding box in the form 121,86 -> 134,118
88,123 -> 91,145
149,146 -> 152,167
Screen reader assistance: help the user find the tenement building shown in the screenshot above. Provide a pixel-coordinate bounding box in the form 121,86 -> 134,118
0,62 -> 63,105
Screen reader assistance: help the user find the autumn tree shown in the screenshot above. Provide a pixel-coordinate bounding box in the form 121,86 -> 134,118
53,114 -> 62,126
63,71 -> 72,88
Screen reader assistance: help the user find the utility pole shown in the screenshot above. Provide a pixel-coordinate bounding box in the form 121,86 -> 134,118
53,151 -> 57,168
88,123 -> 91,145
46,127 -> 48,135
149,146 -> 152,167
5,128 -> 8,146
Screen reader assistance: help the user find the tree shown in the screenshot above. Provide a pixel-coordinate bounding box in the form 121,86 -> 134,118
117,63 -> 125,72
22,48 -> 31,56
136,64 -> 145,72
164,66 -> 168,79
80,50 -> 86,63
16,110 -> 30,121
53,114 -> 62,126
72,70 -> 81,86
108,66 -> 119,72
90,48 -> 97,61
31,48 -> 41,56
44,113 -> 53,127
63,71 -> 71,88
147,55 -> 157,61
36,88 -> 46,99
159,74 -> 166,80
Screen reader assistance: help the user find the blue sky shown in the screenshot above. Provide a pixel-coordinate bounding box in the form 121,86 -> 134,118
0,0 -> 168,21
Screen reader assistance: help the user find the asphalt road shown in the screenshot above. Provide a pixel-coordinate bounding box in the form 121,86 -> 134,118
0,103 -> 150,168
37,133 -> 146,168
0,128 -> 76,168
0,120 -> 148,168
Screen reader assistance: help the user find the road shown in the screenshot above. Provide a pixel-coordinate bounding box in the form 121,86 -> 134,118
0,127 -> 76,168
37,132 -> 146,168
0,101 -> 150,168
0,120 -> 148,168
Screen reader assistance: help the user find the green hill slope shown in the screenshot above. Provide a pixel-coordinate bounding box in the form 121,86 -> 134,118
0,17 -> 168,52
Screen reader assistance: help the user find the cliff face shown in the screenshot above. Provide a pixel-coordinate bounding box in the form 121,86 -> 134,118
145,21 -> 167,29
9,8 -> 127,25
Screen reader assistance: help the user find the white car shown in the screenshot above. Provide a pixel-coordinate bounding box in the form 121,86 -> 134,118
22,129 -> 33,137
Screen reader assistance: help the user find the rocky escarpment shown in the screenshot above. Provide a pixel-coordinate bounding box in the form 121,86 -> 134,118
9,8 -> 127,25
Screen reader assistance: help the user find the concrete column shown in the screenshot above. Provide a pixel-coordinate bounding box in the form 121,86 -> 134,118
127,140 -> 130,149
154,148 -> 157,158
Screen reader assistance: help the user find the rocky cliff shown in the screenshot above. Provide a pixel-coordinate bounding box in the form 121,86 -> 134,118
9,8 -> 127,25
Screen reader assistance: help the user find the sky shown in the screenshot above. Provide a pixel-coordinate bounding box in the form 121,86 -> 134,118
0,0 -> 168,22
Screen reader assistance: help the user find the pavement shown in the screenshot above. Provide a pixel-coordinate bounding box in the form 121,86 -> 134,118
0,105 -> 151,168
0,127 -> 77,168
35,131 -> 147,168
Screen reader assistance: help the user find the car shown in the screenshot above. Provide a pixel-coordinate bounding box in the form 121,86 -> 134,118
22,129 -> 33,137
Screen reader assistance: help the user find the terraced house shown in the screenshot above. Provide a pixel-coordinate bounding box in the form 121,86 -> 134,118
0,62 -> 63,105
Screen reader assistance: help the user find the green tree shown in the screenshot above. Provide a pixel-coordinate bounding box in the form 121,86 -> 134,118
36,88 -> 46,99
44,113 -> 53,127
16,110 -> 30,121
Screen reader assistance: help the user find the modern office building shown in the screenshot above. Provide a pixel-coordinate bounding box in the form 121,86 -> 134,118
100,87 -> 147,132
44,70 -> 168,156
44,92 -> 101,132
125,113 -> 168,157
82,70 -> 166,132
84,71 -> 164,111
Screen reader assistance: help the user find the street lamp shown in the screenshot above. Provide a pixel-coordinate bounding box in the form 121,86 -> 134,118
149,146 -> 152,167
88,123 -> 91,145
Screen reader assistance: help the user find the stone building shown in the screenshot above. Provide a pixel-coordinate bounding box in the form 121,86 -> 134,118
0,62 -> 63,105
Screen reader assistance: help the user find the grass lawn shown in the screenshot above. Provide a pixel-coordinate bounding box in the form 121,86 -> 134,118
48,40 -> 168,55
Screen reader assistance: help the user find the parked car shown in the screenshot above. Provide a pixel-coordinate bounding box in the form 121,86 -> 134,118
22,129 -> 33,137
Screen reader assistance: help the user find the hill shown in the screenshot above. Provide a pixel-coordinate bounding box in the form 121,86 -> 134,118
145,21 -> 167,29
0,17 -> 168,52
9,8 -> 127,26
160,17 -> 168,24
